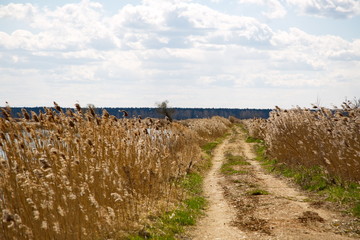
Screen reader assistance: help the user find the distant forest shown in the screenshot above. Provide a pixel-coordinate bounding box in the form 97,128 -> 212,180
4,107 -> 272,120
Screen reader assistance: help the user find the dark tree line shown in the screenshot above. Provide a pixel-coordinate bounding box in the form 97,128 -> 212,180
4,107 -> 271,120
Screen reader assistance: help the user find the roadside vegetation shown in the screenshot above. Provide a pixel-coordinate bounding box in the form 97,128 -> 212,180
0,103 -> 231,240
243,100 -> 360,217
128,131 -> 229,239
128,172 -> 206,240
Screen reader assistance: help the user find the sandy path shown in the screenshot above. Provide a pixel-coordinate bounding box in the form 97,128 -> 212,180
238,133 -> 358,240
188,126 -> 359,240
190,139 -> 246,240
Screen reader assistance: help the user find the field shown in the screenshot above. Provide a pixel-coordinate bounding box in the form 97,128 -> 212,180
243,100 -> 360,221
0,103 -> 230,239
1,101 -> 360,239
243,100 -> 360,182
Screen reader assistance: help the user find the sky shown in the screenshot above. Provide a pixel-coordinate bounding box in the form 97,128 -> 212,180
0,0 -> 359,109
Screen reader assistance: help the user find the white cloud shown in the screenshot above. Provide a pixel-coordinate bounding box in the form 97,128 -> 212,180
0,0 -> 359,108
264,0 -> 287,19
238,0 -> 266,4
326,39 -> 360,61
237,0 -> 360,18
0,1 -> 272,51
271,27 -> 354,59
238,0 -> 287,19
264,73 -> 332,87
0,3 -> 37,19
287,0 -> 360,18
0,1 -> 116,51
110,1 -> 275,49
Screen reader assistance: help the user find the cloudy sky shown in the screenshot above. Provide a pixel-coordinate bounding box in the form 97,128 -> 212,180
0,0 -> 359,108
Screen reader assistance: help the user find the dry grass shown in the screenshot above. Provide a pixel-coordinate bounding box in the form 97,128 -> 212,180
244,100 -> 360,182
0,103 -> 230,239
180,116 -> 232,144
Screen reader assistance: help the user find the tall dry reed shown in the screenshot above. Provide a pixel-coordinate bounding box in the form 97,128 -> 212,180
0,103 -> 230,239
244,101 -> 360,182
180,116 -> 232,144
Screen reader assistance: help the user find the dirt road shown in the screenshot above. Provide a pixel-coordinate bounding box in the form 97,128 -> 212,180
190,138 -> 246,240
189,126 -> 359,240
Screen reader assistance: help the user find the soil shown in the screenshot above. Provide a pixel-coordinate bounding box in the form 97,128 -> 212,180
187,126 -> 360,240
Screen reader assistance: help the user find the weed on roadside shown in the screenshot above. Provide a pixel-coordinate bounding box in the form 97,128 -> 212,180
202,141 -> 220,155
127,173 -> 207,240
245,136 -> 263,143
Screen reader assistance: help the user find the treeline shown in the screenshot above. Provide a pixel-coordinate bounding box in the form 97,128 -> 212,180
4,107 -> 271,120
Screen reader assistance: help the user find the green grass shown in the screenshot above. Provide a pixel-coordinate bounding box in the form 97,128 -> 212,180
254,144 -> 266,161
201,140 -> 220,155
221,166 -> 248,175
200,137 -> 227,171
201,133 -> 230,156
235,123 -> 248,134
353,203 -> 360,216
246,134 -> 360,218
221,154 -> 249,175
226,154 -> 250,165
326,183 -> 360,206
245,136 -> 263,143
127,173 -> 206,240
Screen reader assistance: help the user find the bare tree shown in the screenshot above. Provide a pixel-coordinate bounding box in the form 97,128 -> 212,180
156,100 -> 175,122
352,97 -> 360,108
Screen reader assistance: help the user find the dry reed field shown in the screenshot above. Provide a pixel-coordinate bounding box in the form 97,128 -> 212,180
244,100 -> 360,182
0,103 -> 230,240
180,116 -> 232,144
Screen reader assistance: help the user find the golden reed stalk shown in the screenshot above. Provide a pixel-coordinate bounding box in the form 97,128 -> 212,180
244,100 -> 360,182
0,103 -> 230,239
